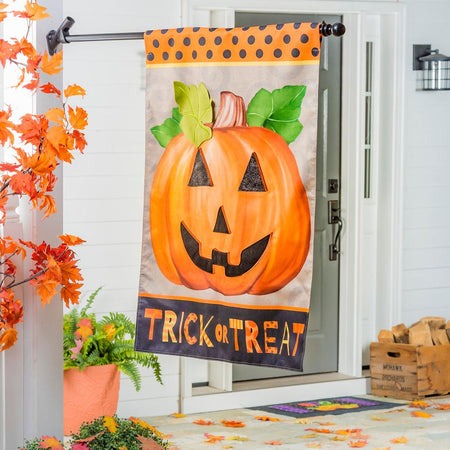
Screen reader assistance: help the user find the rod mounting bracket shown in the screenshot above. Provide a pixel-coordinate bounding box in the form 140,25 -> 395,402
47,16 -> 75,55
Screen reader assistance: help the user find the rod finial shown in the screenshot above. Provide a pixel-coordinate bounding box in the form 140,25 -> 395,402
320,21 -> 346,37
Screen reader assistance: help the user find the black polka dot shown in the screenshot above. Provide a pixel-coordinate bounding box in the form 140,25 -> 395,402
145,30 -> 153,35
192,50 -> 197,59
225,28 -> 232,31
239,49 -> 246,58
242,26 -> 249,31
301,34 -> 309,43
193,27 -> 200,32
248,35 -> 255,44
265,35 -> 273,44
199,37 -> 206,46
256,49 -> 263,58
259,25 -> 267,30
274,48 -> 282,58
206,50 -> 213,59
291,48 -> 300,57
147,52 -> 154,61
311,22 -> 318,29
312,47 -> 319,57
183,37 -> 191,46
214,36 -> 222,45
232,36 -> 239,45
209,27 -> 217,31
161,29 -> 168,34
293,23 -> 301,29
175,51 -> 183,60
152,39 -> 159,48
168,38 -> 174,47
283,34 -> 291,44
223,49 -> 231,59
276,24 -> 284,30
176,27 -> 184,33
162,52 -> 169,60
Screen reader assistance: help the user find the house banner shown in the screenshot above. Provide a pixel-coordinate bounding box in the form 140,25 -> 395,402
136,22 -> 321,371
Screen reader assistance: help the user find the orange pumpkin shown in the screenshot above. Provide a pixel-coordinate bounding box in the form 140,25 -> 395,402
150,94 -> 310,296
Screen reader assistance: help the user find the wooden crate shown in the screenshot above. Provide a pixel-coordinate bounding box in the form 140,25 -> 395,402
370,342 -> 450,400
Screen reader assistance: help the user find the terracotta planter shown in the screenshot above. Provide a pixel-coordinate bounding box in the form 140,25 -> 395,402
64,364 -> 120,435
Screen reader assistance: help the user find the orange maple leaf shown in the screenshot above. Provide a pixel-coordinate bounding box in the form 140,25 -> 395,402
390,436 -> 408,444
38,194 -> 57,219
193,419 -> 214,425
46,255 -> 62,282
68,106 -> 88,130
0,39 -> 13,67
305,428 -> 333,434
0,3 -> 7,10
36,277 -> 59,306
45,125 -> 73,162
40,50 -> 63,75
0,328 -> 18,351
104,323 -> 116,340
59,234 -> 86,246
221,420 -> 245,428
60,282 -> 82,307
64,84 -> 86,98
264,441 -> 283,446
26,151 -> 57,176
0,108 -> 15,145
59,260 -> 83,284
75,318 -> 93,341
434,403 -> 450,410
39,436 -> 64,449
103,415 -> 118,433
255,416 -> 281,421
171,413 -> 187,418
411,411 -> 433,418
204,433 -> 224,443
45,108 -> 65,126
349,440 -> 368,448
409,401 -> 430,409
23,1 -> 50,21
40,82 -> 61,96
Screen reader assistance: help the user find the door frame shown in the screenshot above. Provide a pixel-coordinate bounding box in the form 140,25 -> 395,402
180,0 -> 405,413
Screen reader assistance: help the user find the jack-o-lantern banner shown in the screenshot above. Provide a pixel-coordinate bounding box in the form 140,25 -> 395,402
136,23 -> 321,371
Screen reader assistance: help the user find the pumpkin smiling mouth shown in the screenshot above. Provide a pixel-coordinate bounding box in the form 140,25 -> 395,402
180,222 -> 270,277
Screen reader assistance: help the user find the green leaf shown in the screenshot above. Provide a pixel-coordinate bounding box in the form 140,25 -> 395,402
173,81 -> 213,147
150,107 -> 183,148
246,85 -> 307,144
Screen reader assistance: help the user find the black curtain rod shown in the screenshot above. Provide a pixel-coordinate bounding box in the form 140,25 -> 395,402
47,17 -> 345,56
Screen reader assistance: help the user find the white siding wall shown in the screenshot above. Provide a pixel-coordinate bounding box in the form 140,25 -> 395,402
402,0 -> 450,325
62,0 -> 450,415
62,0 -> 182,416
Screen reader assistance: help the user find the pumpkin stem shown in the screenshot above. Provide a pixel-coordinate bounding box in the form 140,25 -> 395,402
213,91 -> 247,128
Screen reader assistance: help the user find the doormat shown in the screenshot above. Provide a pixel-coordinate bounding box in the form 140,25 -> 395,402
251,396 -> 403,418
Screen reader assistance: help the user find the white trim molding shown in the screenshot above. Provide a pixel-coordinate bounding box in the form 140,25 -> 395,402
180,0 -> 405,413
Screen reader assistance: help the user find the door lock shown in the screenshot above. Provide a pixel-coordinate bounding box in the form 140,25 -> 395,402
328,200 -> 342,261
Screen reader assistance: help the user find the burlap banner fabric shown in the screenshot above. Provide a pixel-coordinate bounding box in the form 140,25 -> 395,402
136,22 -> 321,371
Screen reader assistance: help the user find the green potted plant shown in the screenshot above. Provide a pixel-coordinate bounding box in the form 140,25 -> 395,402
63,288 -> 162,435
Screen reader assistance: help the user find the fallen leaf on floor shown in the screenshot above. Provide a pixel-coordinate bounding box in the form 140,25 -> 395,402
434,403 -> 450,410
194,419 -> 215,425
371,415 -> 388,421
301,434 -> 318,439
330,436 -> 347,441
335,429 -> 362,436
305,428 -> 332,434
386,409 -> 405,413
373,448 -> 391,450
348,440 -> 368,448
409,401 -> 430,409
226,436 -> 249,441
137,435 -> 165,450
204,433 -> 225,443
317,422 -> 335,426
222,447 -> 234,449
264,440 -> 283,445
305,443 -> 322,448
390,436 -> 408,444
222,420 -> 245,427
255,416 -> 281,421
171,413 -> 186,418
411,411 -> 433,418
295,418 -> 311,424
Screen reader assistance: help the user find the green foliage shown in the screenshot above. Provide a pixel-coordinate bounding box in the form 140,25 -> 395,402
70,415 -> 169,450
247,85 -> 307,144
63,288 -> 162,390
151,107 -> 183,148
18,438 -> 44,450
174,81 -> 213,147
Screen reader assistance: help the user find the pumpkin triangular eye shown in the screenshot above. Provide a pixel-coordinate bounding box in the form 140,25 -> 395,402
238,153 -> 267,192
188,149 -> 212,187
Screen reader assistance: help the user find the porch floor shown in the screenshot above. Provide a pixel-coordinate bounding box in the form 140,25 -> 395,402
145,395 -> 450,449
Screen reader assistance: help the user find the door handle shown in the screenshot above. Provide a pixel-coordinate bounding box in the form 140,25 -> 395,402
328,200 -> 342,261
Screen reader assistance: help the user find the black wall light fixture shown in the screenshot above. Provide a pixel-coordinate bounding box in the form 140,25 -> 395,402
413,44 -> 450,91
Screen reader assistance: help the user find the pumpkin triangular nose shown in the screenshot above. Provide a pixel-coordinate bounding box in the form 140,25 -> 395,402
213,206 -> 230,234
